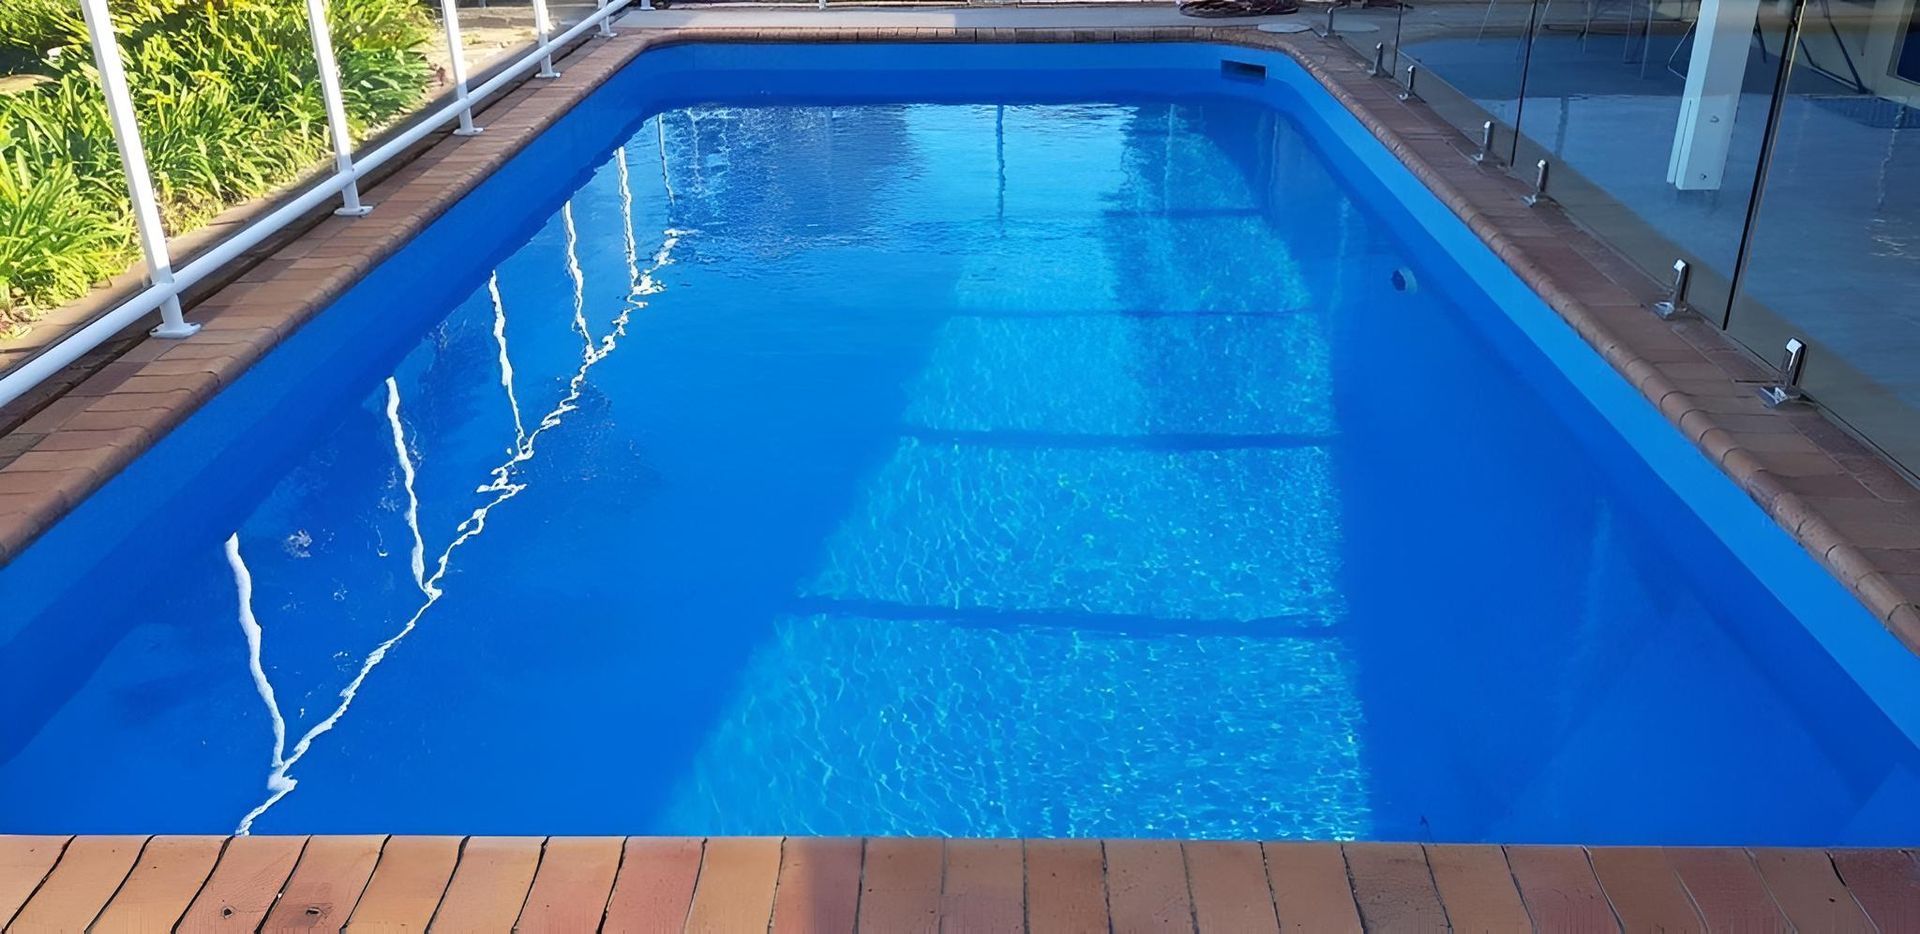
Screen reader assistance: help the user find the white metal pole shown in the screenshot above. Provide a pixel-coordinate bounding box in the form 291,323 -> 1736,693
78,0 -> 199,338
532,0 -> 561,77
438,0 -> 484,135
302,0 -> 373,216
597,0 -> 617,35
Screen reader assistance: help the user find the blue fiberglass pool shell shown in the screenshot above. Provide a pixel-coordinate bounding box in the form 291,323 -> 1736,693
5,41 -> 1920,843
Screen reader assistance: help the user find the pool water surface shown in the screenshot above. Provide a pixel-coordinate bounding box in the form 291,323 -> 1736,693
3,43 -> 1919,843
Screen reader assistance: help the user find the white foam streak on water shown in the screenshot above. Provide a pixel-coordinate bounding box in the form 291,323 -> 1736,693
231,220 -> 686,834
489,272 -> 528,449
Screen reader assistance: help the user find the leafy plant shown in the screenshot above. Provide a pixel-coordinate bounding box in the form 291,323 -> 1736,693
0,0 -> 431,330
0,155 -> 123,325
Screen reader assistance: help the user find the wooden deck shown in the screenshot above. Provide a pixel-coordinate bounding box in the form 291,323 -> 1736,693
3,836 -> 1916,931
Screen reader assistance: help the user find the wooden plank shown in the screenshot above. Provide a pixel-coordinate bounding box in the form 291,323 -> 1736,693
1748,847 -> 1872,933
1422,844 -> 1528,933
1829,849 -> 1920,932
1504,846 -> 1618,933
0,836 -> 70,927
1024,840 -> 1107,934
177,835 -> 309,932
940,839 -> 1024,934
514,836 -> 623,933
1263,842 -> 1360,933
1586,847 -> 1702,932
425,836 -> 542,933
604,837 -> 706,934
684,837 -> 781,934
7,835 -> 146,932
856,837 -> 942,934
1184,841 -> 1278,933
342,836 -> 462,932
769,838 -> 859,934
1343,843 -> 1448,932
1667,847 -> 1786,932
91,836 -> 227,933
1104,839 -> 1192,934
260,834 -> 385,932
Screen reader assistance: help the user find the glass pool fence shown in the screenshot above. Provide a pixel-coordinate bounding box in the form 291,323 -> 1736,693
1333,0 -> 1920,478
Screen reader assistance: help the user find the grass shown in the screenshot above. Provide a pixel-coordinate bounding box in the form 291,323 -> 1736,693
0,0 -> 433,335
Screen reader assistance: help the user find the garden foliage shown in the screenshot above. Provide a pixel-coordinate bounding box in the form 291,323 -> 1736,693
0,0 -> 432,332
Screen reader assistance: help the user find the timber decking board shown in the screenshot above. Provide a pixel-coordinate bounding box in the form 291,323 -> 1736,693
259,834 -> 384,932
0,836 -> 70,929
6,836 -> 1920,932
855,837 -> 942,934
939,839 -> 1024,934
422,836 -> 541,933
175,834 -> 308,933
1420,844 -> 1530,933
1262,842 -> 1362,933
5,835 -> 145,933
681,836 -> 781,934
341,835 -> 461,933
1023,840 -> 1109,933
603,837 -> 705,933
1102,839 -> 1193,934
89,836 -> 226,934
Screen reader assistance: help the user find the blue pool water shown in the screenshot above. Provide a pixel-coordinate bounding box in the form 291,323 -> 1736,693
5,43 -> 1920,843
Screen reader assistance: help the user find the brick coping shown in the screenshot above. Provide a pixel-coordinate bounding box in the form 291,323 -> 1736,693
0,26 -> 1916,652
3,834 -> 1909,931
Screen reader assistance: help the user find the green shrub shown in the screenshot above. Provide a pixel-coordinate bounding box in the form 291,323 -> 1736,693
0,0 -> 431,330
0,155 -> 124,323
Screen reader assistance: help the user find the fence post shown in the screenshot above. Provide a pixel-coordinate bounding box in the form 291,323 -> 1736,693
532,0 -> 562,78
302,0 -> 372,216
598,0 -> 617,36
77,0 -> 199,338
435,0 -> 483,135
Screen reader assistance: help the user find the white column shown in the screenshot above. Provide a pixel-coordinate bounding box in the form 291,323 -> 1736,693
78,0 -> 199,338
438,0 -> 484,135
303,0 -> 372,216
1668,0 -> 1761,190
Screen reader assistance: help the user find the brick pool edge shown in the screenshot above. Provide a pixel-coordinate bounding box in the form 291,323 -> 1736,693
0,25 -> 1917,651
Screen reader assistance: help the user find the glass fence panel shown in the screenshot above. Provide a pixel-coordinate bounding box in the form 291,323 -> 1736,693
1512,0 -> 1794,315
1728,0 -> 1920,472
1329,1 -> 1407,80
1395,0 -> 1539,163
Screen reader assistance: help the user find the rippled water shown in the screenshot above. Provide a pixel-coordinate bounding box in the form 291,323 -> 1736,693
4,66 -> 1920,842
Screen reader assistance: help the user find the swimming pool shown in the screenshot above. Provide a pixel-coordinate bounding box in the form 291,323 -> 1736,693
4,40 -> 1920,843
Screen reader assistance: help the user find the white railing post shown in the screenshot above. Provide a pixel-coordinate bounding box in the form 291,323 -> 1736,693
532,0 -> 561,77
438,0 -> 484,135
598,0 -> 617,36
77,0 -> 199,339
302,0 -> 373,216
